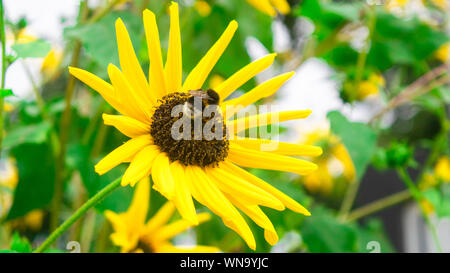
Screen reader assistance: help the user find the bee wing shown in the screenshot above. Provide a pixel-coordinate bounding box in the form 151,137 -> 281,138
189,89 -> 208,99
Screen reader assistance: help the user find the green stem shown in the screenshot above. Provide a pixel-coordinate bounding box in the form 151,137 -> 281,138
352,5 -> 376,101
34,176 -> 121,253
88,0 -> 121,24
397,168 -> 443,253
371,65 -> 449,123
0,0 -> 7,155
346,190 -> 412,222
20,60 -> 61,156
81,101 -> 107,145
338,178 -> 359,220
50,0 -> 90,231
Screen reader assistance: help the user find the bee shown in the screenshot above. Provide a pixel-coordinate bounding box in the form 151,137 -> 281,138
183,89 -> 220,119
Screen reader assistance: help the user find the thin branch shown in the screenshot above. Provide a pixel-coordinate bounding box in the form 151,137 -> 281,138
371,64 -> 450,122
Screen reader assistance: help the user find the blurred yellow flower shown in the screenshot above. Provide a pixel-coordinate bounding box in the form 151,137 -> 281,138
70,1 -> 321,249
4,103 -> 14,113
420,198 -> 435,216
357,73 -> 385,100
9,209 -> 45,232
303,161 -> 333,194
0,158 -> 18,190
417,156 -> 450,216
434,156 -> 450,182
41,48 -> 63,77
194,0 -> 212,17
386,0 -> 410,9
419,172 -> 438,190
435,42 -> 449,63
0,159 -> 18,217
385,0 -> 410,10
428,0 -> 448,9
300,129 -> 355,195
12,29 -> 36,44
23,210 -> 44,231
245,0 -> 290,16
105,177 -> 219,253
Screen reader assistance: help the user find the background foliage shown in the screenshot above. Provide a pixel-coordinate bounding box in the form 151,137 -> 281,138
0,0 -> 448,253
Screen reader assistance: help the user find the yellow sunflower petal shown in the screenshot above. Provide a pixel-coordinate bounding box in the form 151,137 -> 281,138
151,153 -> 175,199
185,166 -> 256,250
215,53 -> 276,100
169,245 -> 221,253
104,210 -> 126,232
231,137 -> 323,156
182,20 -> 238,91
155,212 -> 210,242
222,71 -> 294,116
170,161 -> 198,225
164,2 -> 182,93
107,64 -> 152,123
115,18 -> 156,106
154,243 -> 220,253
105,210 -> 140,252
102,113 -> 150,138
145,201 -> 175,233
122,145 -> 160,187
270,0 -> 290,14
226,195 -> 278,245
69,67 -> 133,117
143,9 -> 166,98
246,0 -> 276,16
221,161 -> 311,215
95,135 -> 153,175
229,143 -> 317,175
126,177 -> 150,228
207,166 -> 284,210
228,110 -> 312,134
110,231 -> 139,253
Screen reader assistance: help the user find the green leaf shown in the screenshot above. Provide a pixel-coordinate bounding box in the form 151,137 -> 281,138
64,11 -> 142,68
0,233 -> 33,253
301,207 -> 358,252
423,187 -> 450,218
355,219 -> 395,253
11,40 -> 51,58
297,0 -> 361,28
436,86 -> 450,103
6,143 -> 55,220
0,89 -> 14,98
367,10 -> 449,70
67,144 -> 133,213
2,122 -> 51,150
9,233 -> 32,253
327,111 -> 377,180
322,44 -> 358,67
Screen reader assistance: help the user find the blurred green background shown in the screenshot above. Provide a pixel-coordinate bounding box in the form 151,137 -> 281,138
0,0 -> 449,253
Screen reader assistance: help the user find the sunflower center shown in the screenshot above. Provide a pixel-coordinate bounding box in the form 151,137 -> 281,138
150,90 -> 229,167
136,240 -> 154,253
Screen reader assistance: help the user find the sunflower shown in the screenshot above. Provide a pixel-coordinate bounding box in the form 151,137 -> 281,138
300,128 -> 355,195
69,2 -> 321,250
434,156 -> 450,182
245,0 -> 290,16
105,177 -> 219,253
435,42 -> 450,63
